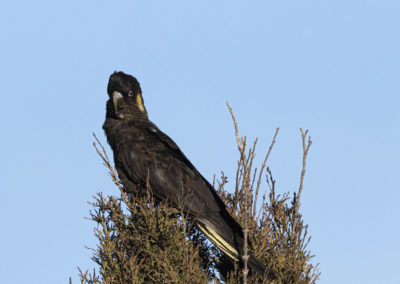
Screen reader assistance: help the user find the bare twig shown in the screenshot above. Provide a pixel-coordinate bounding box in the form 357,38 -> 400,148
226,102 -> 250,284
291,129 -> 312,241
227,102 -> 243,153
92,133 -> 127,201
253,128 -> 280,220
297,129 -> 312,204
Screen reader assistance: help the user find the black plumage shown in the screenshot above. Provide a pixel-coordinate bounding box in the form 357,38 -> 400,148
102,71 -> 274,278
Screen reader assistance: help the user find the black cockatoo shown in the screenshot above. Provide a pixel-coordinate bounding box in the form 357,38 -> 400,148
102,71 -> 275,279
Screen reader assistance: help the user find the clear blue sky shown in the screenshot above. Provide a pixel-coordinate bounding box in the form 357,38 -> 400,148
1,1 -> 399,283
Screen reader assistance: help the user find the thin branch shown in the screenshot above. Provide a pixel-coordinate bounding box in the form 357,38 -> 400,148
291,129 -> 312,241
253,128 -> 280,220
227,101 -> 243,153
226,102 -> 249,283
92,133 -> 126,200
297,129 -> 312,204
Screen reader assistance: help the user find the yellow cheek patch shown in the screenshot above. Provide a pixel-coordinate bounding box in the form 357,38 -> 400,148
136,94 -> 145,112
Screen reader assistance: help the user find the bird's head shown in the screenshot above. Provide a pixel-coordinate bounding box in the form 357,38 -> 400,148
106,71 -> 148,120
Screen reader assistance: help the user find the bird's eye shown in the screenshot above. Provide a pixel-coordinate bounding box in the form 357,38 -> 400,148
128,91 -> 134,97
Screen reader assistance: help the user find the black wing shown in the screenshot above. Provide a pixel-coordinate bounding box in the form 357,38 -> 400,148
121,120 -> 225,219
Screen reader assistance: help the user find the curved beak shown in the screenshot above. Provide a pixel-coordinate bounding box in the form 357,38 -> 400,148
112,91 -> 123,112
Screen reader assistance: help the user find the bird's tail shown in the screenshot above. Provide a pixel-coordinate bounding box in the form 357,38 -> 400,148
197,222 -> 240,261
197,221 -> 276,279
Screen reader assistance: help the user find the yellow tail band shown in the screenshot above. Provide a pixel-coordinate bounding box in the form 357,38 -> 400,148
197,223 -> 239,261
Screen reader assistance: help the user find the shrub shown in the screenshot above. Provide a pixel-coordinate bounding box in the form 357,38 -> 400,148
79,105 -> 320,283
